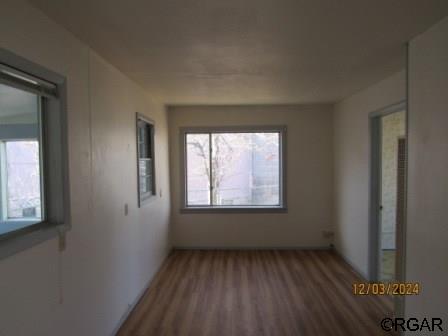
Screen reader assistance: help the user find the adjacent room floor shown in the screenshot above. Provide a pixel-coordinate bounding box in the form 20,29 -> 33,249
118,250 -> 394,336
381,250 -> 396,281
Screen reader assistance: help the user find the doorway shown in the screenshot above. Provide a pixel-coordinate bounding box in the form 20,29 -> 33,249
369,101 -> 407,307
379,111 -> 406,281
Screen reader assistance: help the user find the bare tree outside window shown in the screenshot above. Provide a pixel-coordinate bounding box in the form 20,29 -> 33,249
186,134 -> 210,205
186,132 -> 281,207
6,141 -> 41,219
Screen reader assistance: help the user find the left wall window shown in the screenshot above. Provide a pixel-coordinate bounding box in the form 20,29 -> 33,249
0,50 -> 69,257
0,82 -> 44,234
136,113 -> 156,206
0,83 -> 44,233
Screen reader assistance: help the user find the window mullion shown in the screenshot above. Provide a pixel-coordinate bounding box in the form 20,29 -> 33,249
0,142 -> 7,220
38,96 -> 46,221
209,132 -> 213,206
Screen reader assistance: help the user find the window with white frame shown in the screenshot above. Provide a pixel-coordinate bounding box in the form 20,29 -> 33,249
0,49 -> 69,257
182,127 -> 286,211
136,114 -> 156,206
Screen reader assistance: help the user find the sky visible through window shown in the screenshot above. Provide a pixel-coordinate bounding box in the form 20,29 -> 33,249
186,132 -> 280,207
0,82 -> 42,227
6,141 -> 41,219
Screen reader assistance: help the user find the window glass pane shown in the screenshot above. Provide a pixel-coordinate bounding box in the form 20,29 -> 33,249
137,117 -> 155,204
139,158 -> 152,177
138,122 -> 148,158
0,83 -> 42,233
140,176 -> 152,196
211,132 -> 280,206
6,141 -> 42,218
186,134 -> 210,206
139,159 -> 152,198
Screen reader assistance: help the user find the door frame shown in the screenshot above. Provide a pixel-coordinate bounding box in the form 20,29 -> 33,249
368,100 -> 407,286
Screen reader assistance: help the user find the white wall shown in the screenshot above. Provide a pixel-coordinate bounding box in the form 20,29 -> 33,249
333,70 -> 406,277
168,104 -> 334,248
0,1 -> 171,335
406,16 -> 448,325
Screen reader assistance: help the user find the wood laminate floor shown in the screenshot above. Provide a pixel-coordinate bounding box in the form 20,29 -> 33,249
117,250 -> 394,336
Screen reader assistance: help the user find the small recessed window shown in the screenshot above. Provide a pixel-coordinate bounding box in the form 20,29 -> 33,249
0,49 -> 69,258
136,114 -> 156,206
181,127 -> 287,212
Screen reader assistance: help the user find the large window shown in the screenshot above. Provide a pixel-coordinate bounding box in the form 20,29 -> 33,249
0,49 -> 69,257
136,114 -> 156,206
0,83 -> 44,234
182,127 -> 286,211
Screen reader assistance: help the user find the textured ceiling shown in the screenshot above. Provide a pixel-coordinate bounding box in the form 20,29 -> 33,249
29,0 -> 448,105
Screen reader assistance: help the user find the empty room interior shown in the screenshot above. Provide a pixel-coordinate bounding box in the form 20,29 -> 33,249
0,0 -> 447,335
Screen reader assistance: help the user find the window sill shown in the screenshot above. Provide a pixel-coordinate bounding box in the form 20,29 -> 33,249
0,219 -> 43,235
0,221 -> 70,260
139,193 -> 158,207
180,206 -> 288,214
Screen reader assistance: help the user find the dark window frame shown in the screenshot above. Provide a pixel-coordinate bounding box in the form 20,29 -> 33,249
179,126 -> 287,214
136,113 -> 156,207
0,48 -> 70,260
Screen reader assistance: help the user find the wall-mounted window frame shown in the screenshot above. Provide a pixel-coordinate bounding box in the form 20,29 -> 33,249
136,113 -> 156,207
179,125 -> 287,213
0,48 -> 70,260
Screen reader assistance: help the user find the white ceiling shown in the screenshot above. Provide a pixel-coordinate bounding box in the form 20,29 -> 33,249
29,0 -> 448,105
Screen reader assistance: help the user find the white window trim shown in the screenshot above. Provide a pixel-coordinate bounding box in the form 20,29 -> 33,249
179,125 -> 287,214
